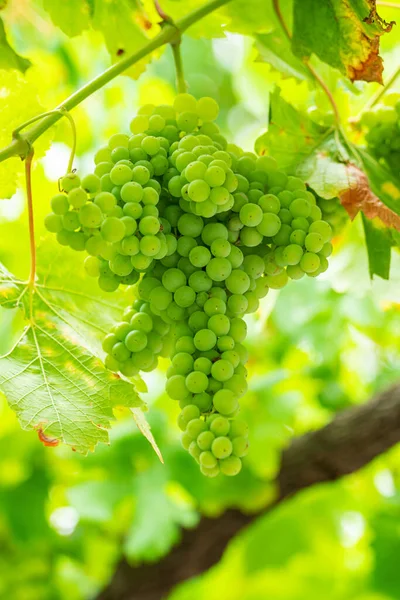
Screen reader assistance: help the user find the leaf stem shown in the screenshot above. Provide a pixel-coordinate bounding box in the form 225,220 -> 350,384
172,41 -> 187,94
154,0 -> 169,21
60,109 -> 77,173
0,0 -> 233,164
272,0 -> 341,126
25,149 -> 36,288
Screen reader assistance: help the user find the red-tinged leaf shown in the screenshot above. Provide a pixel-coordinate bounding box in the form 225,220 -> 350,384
340,164 -> 400,231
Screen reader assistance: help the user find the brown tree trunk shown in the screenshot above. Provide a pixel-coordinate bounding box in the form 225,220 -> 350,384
97,383 -> 400,600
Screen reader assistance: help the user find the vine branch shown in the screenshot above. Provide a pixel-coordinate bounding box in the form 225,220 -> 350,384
0,0 -> 232,164
272,0 -> 341,126
97,382 -> 400,600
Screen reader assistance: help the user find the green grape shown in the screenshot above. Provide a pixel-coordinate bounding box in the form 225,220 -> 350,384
305,232 -> 324,252
101,217 -> 126,242
139,215 -> 160,235
61,172 -> 80,192
121,236 -> 140,256
186,371 -> 209,393
227,294 -> 248,315
120,181 -> 143,203
211,238 -> 230,258
93,191 -> 116,214
239,203 -> 263,227
45,213 -> 64,233
197,430 -> 215,451
219,456 -> 242,476
211,436 -> 233,459
282,244 -> 303,266
84,256 -> 100,277
202,222 -> 228,246
204,297 -> 226,316
194,329 -> 217,351
243,255 -> 264,278
125,330 -> 147,352
193,356 -> 212,375
79,203 -> 103,227
51,194 -> 69,215
174,285 -> 196,308
189,246 -> 211,268
172,352 -> 194,376
188,271 -> 212,292
208,314 -> 230,336
211,359 -> 234,382
174,93 -> 197,113
140,235 -> 161,257
309,220 -> 332,243
197,97 -> 219,121
225,270 -> 250,294
206,257 -> 232,282
162,268 -> 186,292
300,252 -> 320,273
62,211 -> 80,232
188,179 -> 210,202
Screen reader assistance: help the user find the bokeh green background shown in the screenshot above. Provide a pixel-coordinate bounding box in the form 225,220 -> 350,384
0,1 -> 400,598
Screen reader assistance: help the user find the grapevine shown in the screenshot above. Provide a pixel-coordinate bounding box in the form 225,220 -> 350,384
44,94 -> 333,476
361,95 -> 400,177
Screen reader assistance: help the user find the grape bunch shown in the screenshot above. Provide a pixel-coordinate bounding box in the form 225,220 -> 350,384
361,97 -> 400,177
45,93 -> 334,477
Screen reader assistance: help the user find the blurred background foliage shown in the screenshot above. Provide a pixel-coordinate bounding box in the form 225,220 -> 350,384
0,0 -> 400,598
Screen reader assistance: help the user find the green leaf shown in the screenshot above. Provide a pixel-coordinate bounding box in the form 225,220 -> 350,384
92,0 -> 153,79
362,213 -> 392,279
291,0 -> 394,83
255,31 -> 312,82
255,89 -> 330,173
42,0 -> 91,37
0,17 -> 31,73
0,241 -> 145,454
152,0 -> 292,38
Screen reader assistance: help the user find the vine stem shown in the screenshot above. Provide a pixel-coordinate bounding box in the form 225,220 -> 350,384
363,66 -> 400,112
172,41 -> 187,94
0,0 -> 232,164
25,149 -> 36,288
272,0 -> 341,126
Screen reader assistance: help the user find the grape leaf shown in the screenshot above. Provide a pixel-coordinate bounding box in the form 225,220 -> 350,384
362,213 -> 392,279
0,240 -> 147,454
144,0 -> 291,38
91,0 -> 156,79
0,17 -> 31,73
255,89 -> 329,173
291,0 -> 395,83
255,31 -> 312,82
42,0 -> 91,37
340,164 -> 400,230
